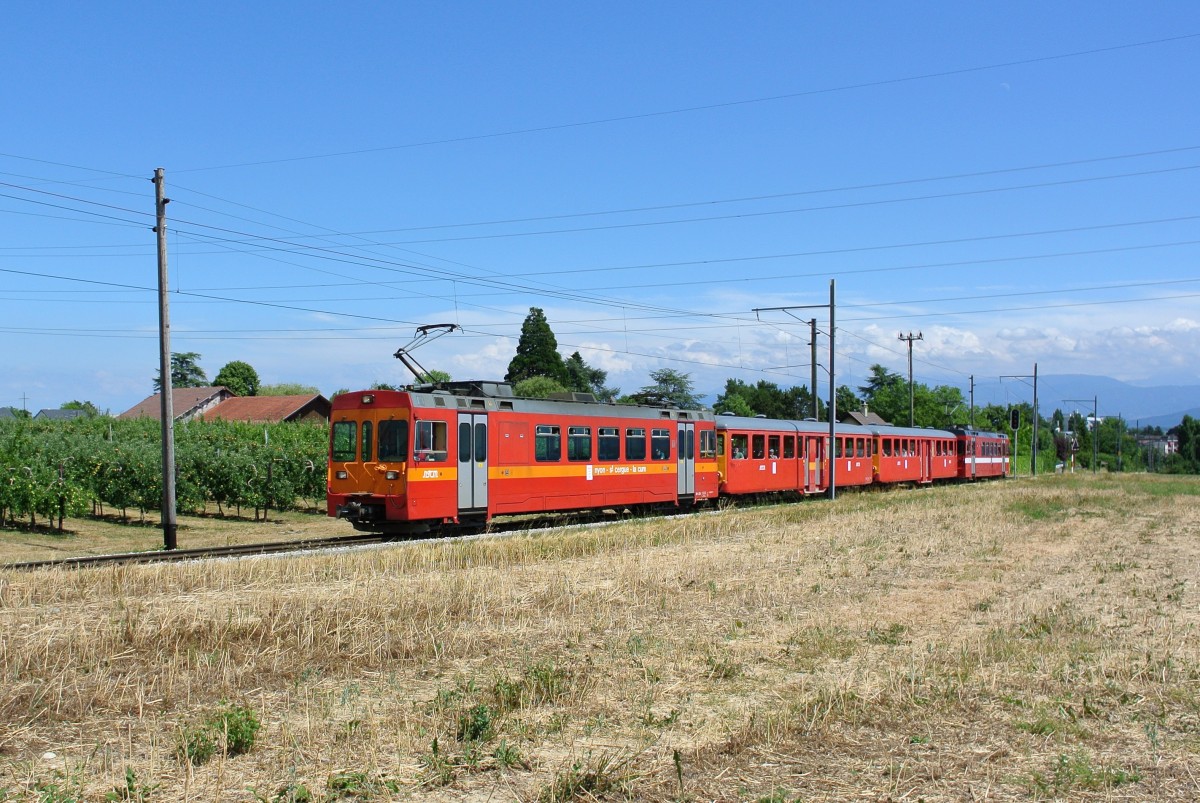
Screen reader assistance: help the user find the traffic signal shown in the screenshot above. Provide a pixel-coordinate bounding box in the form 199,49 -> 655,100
1009,408 -> 1021,430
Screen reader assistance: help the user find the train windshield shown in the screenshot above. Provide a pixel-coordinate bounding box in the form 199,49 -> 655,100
379,420 -> 409,461
331,421 -> 357,462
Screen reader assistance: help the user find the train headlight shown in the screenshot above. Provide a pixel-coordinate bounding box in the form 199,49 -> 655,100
335,470 -> 348,480
385,471 -> 399,480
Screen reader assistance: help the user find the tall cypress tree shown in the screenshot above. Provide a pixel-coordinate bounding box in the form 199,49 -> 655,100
506,307 -> 568,385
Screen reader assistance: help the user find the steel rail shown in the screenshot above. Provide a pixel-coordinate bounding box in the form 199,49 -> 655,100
3,533 -> 388,572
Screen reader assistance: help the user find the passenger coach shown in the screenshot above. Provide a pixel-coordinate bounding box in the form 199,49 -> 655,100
328,382 -> 717,534
953,428 -> 1011,479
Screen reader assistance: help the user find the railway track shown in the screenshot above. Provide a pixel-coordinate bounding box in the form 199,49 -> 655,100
0,505 -> 677,572
3,533 -> 390,571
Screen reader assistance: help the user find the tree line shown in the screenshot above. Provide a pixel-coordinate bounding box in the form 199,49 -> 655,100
496,307 -> 1196,475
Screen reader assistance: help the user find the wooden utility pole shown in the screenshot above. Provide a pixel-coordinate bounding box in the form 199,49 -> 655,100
154,168 -> 178,550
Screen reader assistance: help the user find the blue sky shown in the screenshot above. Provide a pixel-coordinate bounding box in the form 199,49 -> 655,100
2,2 -> 1198,416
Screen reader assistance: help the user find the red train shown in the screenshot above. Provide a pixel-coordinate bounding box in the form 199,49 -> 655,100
327,382 -> 1009,535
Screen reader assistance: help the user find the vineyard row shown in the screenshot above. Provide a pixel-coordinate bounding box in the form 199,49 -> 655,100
0,417 -> 329,529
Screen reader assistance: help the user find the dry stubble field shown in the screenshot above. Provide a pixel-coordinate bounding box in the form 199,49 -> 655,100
1,473 -> 1198,802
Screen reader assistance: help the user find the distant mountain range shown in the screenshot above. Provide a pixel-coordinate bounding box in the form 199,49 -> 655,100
967,374 -> 1199,431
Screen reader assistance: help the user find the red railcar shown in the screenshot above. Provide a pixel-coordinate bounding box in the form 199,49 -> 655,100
714,416 -> 878,496
953,428 -> 1011,479
328,382 -> 717,534
870,425 -> 958,485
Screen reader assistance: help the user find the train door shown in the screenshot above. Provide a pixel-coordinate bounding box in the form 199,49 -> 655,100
457,413 -> 488,513
677,423 -> 695,498
969,437 -> 977,479
805,436 -> 823,492
921,439 -> 932,482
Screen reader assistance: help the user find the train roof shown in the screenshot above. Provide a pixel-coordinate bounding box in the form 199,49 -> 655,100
867,424 -> 956,439
714,413 -> 961,439
950,427 -> 1010,440
714,414 -> 875,437
335,384 -> 712,422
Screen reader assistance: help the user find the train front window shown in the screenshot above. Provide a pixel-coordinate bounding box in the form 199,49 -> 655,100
379,420 -> 409,461
331,421 -> 357,462
360,421 -> 373,462
414,420 -> 448,462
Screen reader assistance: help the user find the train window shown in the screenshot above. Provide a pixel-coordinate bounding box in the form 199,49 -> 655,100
379,420 -> 409,461
751,434 -> 765,460
568,426 -> 592,461
700,429 -> 716,459
331,421 -> 357,462
678,428 -> 694,460
474,423 -> 487,462
730,434 -> 748,459
598,427 -> 620,461
651,428 -> 671,460
768,435 -> 780,459
626,428 -> 647,460
866,439 -> 874,458
856,438 -> 865,458
459,422 -> 472,462
414,420 -> 448,462
360,421 -> 373,462
881,439 -> 891,457
536,425 -> 561,462
717,432 -> 726,457
783,436 -> 795,459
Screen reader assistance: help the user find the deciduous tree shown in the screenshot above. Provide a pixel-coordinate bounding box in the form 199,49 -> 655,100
259,383 -> 320,397
214,361 -> 260,397
631,368 -> 703,409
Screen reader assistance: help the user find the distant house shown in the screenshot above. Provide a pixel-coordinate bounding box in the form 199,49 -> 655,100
843,409 -> 891,426
0,407 -> 20,420
118,387 -> 235,422
204,394 -> 331,424
34,408 -> 87,421
1138,435 -> 1179,455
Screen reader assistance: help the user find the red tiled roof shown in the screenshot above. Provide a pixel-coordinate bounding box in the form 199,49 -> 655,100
205,394 -> 330,423
118,387 -> 232,420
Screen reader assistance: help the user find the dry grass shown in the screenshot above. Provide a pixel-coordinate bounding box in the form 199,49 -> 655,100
0,507 -> 344,565
1,473 -> 1198,801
